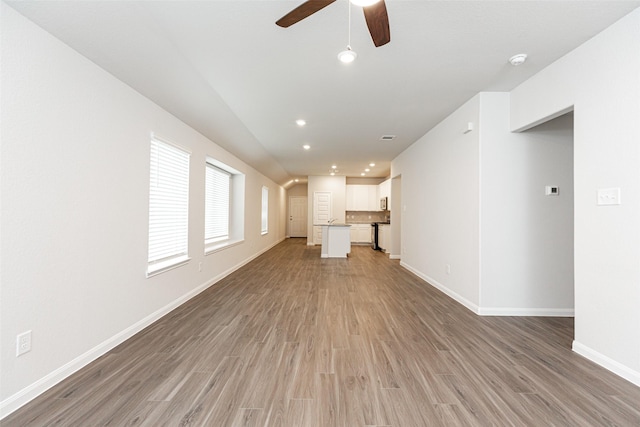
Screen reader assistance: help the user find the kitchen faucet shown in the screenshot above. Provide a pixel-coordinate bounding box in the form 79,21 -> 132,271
329,218 -> 337,224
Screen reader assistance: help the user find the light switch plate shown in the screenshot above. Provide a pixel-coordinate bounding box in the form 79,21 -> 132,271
597,188 -> 621,206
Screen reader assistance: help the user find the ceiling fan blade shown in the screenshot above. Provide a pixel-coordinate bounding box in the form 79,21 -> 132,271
363,0 -> 390,47
276,0 -> 337,28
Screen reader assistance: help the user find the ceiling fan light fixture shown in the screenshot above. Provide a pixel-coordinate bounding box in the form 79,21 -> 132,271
350,0 -> 381,6
338,46 -> 357,63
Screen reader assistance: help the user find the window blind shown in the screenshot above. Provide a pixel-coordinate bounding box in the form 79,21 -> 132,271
261,186 -> 269,234
205,163 -> 230,244
148,137 -> 190,274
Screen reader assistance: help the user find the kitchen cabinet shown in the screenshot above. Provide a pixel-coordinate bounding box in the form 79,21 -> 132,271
349,224 -> 372,243
378,224 -> 390,252
346,185 -> 379,211
320,225 -> 351,258
313,226 -> 323,245
379,179 -> 391,207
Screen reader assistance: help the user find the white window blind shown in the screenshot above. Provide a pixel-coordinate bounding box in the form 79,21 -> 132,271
205,163 -> 230,245
261,186 -> 269,235
147,137 -> 190,275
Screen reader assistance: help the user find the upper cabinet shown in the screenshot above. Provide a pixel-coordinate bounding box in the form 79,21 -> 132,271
346,185 -> 379,211
379,179 -> 391,208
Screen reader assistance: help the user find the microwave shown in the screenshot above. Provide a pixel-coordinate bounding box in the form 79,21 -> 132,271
380,197 -> 387,210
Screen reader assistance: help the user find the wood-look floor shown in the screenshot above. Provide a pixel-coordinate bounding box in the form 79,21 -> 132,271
4,238 -> 640,426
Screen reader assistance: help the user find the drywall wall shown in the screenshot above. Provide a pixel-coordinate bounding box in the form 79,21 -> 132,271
392,95 -> 482,310
0,4 -> 286,416
306,176 -> 347,245
479,93 -> 574,315
510,9 -> 640,385
392,92 -> 574,316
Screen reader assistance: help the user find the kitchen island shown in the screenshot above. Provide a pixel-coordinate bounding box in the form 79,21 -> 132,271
319,224 -> 351,258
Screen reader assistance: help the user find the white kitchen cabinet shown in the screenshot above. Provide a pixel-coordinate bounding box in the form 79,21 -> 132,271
313,226 -> 323,245
379,179 -> 391,207
367,185 -> 379,211
349,224 -> 372,243
346,185 -> 379,211
320,225 -> 351,258
378,224 -> 390,252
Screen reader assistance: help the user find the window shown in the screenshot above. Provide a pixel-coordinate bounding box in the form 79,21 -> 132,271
205,164 -> 230,244
205,158 -> 245,253
147,136 -> 190,276
261,186 -> 269,235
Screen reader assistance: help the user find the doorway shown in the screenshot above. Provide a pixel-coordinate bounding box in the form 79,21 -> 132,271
313,191 -> 332,245
288,196 -> 307,237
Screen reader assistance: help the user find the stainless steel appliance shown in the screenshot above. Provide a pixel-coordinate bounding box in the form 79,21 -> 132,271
380,197 -> 387,210
371,222 -> 380,250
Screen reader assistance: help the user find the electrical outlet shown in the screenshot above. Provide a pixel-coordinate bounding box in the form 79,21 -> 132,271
597,187 -> 621,206
198,262 -> 202,272
17,330 -> 32,357
446,264 -> 451,275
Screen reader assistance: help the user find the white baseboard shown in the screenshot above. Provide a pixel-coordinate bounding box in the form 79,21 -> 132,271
478,307 -> 574,317
572,341 -> 640,388
400,261 -> 480,314
399,261 -> 574,318
389,254 -> 401,260
0,238 -> 285,420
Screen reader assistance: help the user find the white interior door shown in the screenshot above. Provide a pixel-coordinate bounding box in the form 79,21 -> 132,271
289,196 -> 307,237
313,192 -> 332,245
313,192 -> 332,224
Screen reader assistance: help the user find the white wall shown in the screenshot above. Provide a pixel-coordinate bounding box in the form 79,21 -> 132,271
479,93 -> 574,315
392,95 -> 482,310
510,9 -> 640,386
0,4 -> 286,417
392,92 -> 575,316
306,175 -> 346,245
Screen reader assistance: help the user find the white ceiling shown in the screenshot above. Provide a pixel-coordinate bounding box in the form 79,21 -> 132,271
7,0 -> 640,187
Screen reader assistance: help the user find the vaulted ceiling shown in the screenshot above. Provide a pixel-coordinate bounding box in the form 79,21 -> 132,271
7,1 -> 640,186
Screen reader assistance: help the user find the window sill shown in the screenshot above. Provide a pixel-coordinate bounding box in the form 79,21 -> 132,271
261,231 -> 268,236
147,255 -> 190,278
205,239 -> 244,255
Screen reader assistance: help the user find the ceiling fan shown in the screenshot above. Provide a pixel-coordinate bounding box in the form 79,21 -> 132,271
276,0 -> 391,47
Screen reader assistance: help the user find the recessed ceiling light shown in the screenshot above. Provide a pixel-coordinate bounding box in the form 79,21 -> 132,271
330,172 -> 335,176
296,119 -> 306,126
365,168 -> 370,172
303,144 -> 311,150
361,172 -> 366,176
331,165 -> 337,169
294,178 -> 299,182
369,163 -> 375,167
509,54 -> 527,66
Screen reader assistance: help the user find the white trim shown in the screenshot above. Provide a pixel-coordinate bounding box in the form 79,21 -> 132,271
146,256 -> 190,278
389,254 -> 401,260
572,341 -> 640,388
478,307 -> 574,317
399,261 -> 575,317
205,238 -> 244,255
400,261 -> 480,314
0,237 -> 285,420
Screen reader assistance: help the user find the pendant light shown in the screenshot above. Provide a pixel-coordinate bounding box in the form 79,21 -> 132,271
337,1 -> 357,63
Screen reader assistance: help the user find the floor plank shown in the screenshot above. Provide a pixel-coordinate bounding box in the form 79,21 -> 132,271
3,238 -> 640,426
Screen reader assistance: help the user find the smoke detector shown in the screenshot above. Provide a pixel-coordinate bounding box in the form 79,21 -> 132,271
509,54 -> 527,66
